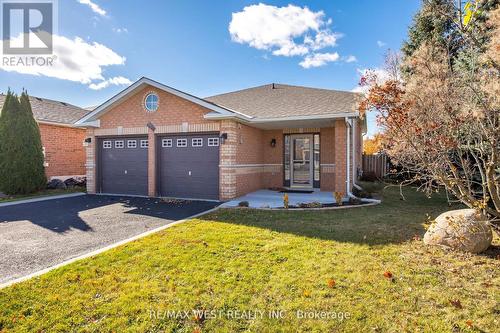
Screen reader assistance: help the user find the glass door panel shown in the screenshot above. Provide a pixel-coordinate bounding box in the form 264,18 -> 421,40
291,135 -> 313,188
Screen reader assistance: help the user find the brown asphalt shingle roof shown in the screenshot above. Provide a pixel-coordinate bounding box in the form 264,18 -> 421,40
205,83 -> 362,119
0,94 -> 90,125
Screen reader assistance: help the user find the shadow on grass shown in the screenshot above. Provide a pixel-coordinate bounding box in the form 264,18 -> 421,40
199,186 -> 460,246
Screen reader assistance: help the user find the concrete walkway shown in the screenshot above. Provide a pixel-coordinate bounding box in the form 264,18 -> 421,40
221,189 -> 345,208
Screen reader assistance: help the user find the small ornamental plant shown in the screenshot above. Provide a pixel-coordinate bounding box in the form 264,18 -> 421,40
283,193 -> 289,209
334,192 -> 343,206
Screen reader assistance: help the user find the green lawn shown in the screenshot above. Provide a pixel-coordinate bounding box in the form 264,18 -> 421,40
0,185 -> 498,332
0,187 -> 85,203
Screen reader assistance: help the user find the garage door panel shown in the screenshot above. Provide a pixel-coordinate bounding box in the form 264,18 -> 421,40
159,134 -> 219,200
100,137 -> 148,196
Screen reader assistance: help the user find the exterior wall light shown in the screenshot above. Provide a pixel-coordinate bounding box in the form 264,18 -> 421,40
270,138 -> 276,147
220,133 -> 228,144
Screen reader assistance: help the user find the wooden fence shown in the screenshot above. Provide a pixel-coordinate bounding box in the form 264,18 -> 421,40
362,154 -> 389,178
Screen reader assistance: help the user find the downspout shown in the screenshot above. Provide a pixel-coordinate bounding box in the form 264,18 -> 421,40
352,120 -> 362,191
346,117 -> 380,204
345,117 -> 351,195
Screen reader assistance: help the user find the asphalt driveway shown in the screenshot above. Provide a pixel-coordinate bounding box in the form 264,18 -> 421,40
0,195 -> 220,284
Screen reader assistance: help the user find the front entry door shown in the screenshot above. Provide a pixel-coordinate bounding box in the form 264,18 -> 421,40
290,135 -> 314,188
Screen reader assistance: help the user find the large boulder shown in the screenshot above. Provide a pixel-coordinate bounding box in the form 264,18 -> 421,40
424,209 -> 492,253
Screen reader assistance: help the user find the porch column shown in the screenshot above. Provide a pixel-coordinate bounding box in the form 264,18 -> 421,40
147,125 -> 156,197
334,120 -> 347,195
85,128 -> 96,194
219,120 -> 238,200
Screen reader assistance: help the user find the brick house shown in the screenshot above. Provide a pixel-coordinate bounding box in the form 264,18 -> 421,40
76,77 -> 365,201
0,94 -> 90,180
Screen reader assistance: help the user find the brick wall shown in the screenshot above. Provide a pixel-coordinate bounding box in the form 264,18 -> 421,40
98,86 -> 215,129
234,124 -> 264,196
320,127 -> 336,191
228,125 -> 344,196
85,128 -> 96,193
219,120 -> 238,199
334,119 -> 347,195
86,85 -> 220,195
39,123 -> 86,178
83,83 -> 353,199
262,130 -> 283,188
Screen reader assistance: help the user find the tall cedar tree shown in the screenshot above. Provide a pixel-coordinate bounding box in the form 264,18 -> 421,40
0,91 -> 46,194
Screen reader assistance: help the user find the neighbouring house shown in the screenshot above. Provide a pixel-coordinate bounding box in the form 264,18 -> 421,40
76,77 -> 365,201
0,94 -> 91,180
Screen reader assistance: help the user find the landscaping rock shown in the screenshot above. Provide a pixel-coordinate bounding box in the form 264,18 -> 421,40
47,178 -> 67,190
62,177 -> 86,188
64,178 -> 77,188
423,209 -> 492,253
74,176 -> 87,187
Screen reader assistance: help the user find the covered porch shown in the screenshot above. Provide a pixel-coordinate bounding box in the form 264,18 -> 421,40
221,189 -> 346,208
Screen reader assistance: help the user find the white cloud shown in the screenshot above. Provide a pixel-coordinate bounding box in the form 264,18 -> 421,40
351,68 -> 391,94
304,30 -> 341,51
299,52 -> 339,68
78,0 -> 106,17
376,40 -> 386,48
88,76 -> 132,90
0,34 -> 130,89
344,55 -> 357,63
113,27 -> 128,34
229,4 -> 341,67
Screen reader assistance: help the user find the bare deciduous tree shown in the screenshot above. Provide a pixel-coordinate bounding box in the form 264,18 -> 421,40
359,3 -> 499,229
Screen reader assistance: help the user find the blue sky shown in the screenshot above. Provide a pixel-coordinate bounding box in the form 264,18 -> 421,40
0,0 -> 421,136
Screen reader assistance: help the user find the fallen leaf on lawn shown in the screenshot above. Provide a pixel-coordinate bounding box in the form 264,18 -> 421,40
193,328 -> 202,333
450,299 -> 463,309
383,271 -> 393,279
465,320 -> 473,328
327,279 -> 336,288
303,290 -> 311,297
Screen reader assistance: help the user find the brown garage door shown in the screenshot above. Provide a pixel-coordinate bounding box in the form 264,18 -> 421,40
99,137 -> 148,196
158,133 -> 219,200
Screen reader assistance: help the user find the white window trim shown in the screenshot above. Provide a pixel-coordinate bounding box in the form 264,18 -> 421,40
127,140 -> 137,148
192,138 -> 203,147
162,138 -> 172,147
177,138 -> 188,147
208,137 -> 219,146
140,140 -> 149,148
115,140 -> 124,148
103,140 -> 112,149
144,92 -> 159,112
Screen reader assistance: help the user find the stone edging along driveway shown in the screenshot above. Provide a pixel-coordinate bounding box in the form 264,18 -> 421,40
0,192 -> 85,208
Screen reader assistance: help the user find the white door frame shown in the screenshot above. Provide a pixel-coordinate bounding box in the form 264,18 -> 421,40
289,134 -> 314,189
